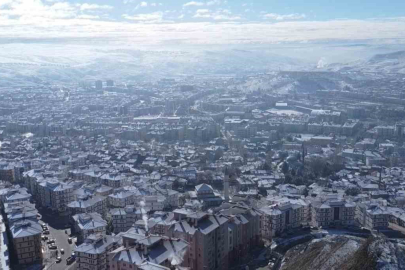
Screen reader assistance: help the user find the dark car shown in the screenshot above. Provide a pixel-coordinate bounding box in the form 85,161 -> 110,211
66,256 -> 75,265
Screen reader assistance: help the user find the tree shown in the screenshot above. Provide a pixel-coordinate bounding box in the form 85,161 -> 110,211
106,219 -> 114,234
307,157 -> 326,177
345,187 -> 361,196
281,162 -> 289,175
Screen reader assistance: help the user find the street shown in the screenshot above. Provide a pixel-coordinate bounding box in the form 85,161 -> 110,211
38,208 -> 77,270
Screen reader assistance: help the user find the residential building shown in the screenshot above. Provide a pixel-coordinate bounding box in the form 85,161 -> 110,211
75,234 -> 119,270
68,195 -> 108,216
37,180 -> 74,214
189,184 -> 224,209
72,213 -> 107,243
108,190 -> 135,208
109,206 -> 140,234
170,210 -> 229,270
109,235 -> 189,270
310,199 -> 356,228
10,221 -> 42,265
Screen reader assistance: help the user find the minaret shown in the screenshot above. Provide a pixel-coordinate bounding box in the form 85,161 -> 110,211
224,167 -> 230,202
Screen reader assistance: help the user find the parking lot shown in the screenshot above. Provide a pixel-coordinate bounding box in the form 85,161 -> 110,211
38,208 -> 77,270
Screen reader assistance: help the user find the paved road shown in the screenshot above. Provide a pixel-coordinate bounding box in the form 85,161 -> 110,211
38,209 -> 77,270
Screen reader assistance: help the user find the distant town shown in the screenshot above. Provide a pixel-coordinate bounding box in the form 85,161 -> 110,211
0,74 -> 405,270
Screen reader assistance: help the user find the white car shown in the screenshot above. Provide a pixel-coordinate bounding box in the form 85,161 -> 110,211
56,256 -> 62,263
60,249 -> 64,254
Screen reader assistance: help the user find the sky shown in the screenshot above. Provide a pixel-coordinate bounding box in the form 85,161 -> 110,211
0,0 -> 405,45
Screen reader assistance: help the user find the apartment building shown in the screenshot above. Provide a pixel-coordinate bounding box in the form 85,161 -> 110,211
109,206 -> 140,234
170,211 -> 229,270
219,204 -> 262,266
99,174 -> 126,188
109,234 -> 188,270
4,201 -> 38,226
10,220 -> 42,265
0,187 -> 31,206
356,202 -> 390,229
260,201 -> 307,239
72,213 -> 107,243
108,190 -> 135,208
143,196 -> 166,211
68,195 -> 108,216
75,234 -> 119,270
310,199 -> 356,228
37,180 -> 74,214
166,189 -> 180,208
189,184 -> 224,209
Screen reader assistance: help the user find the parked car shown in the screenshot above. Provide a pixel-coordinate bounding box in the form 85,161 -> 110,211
66,256 -> 74,264
68,238 -> 72,244
49,245 -> 57,250
56,257 -> 62,263
43,230 -> 50,235
47,239 -> 55,244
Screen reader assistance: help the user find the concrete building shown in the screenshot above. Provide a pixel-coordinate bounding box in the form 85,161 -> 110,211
109,206 -> 140,234
108,190 -> 135,208
37,180 -> 74,214
95,80 -> 103,90
75,234 -> 119,270
310,199 -> 356,228
170,211 -> 229,270
189,184 -> 224,209
72,212 -> 107,243
260,201 -> 307,239
68,195 -> 108,216
356,202 -> 390,229
10,220 -> 42,265
109,235 -> 189,270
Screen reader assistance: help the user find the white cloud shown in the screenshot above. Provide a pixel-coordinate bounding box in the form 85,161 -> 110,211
196,9 -> 210,13
0,2 -> 404,47
123,11 -> 163,22
183,1 -> 204,7
193,9 -> 240,21
77,14 -> 100,19
263,13 -> 306,21
80,3 -> 113,11
140,1 -> 148,7
0,0 -> 12,8
207,0 -> 226,6
178,14 -> 184,19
